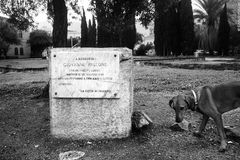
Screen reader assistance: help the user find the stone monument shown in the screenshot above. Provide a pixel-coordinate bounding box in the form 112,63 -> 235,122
49,48 -> 133,139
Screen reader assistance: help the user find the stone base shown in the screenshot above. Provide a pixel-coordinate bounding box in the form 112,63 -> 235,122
50,48 -> 133,140
225,126 -> 240,139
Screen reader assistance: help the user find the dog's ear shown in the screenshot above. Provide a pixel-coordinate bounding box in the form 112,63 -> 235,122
169,98 -> 174,108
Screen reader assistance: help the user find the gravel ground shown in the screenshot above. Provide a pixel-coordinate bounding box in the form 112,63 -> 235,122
0,59 -> 48,69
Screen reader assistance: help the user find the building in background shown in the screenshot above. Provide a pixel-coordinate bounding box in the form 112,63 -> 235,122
7,31 -> 31,58
0,13 -> 31,58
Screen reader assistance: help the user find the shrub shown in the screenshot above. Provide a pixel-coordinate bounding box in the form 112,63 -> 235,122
28,30 -> 52,58
0,21 -> 20,58
135,43 -> 154,56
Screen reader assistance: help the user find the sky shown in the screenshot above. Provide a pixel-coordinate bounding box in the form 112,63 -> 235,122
34,0 -> 149,38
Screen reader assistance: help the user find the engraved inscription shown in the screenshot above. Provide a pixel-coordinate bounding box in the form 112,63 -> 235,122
51,50 -> 120,98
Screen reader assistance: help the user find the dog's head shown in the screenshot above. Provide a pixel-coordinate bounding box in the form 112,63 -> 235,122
169,95 -> 190,123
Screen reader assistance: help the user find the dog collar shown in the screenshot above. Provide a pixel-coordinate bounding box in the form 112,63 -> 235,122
191,90 -> 198,108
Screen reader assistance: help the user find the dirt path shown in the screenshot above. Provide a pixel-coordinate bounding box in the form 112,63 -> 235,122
0,64 -> 240,160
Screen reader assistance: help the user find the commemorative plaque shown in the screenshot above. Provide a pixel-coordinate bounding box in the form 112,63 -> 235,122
51,50 -> 119,98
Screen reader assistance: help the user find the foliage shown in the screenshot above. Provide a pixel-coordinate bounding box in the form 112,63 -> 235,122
196,25 -> 218,52
80,8 -> 88,47
153,0 -> 195,56
136,33 -> 144,44
179,0 -> 195,55
91,15 -> 97,47
135,0 -> 155,28
87,15 -> 97,47
48,0 -> 84,47
51,0 -> 68,47
0,21 -> 20,55
0,0 -> 82,47
90,0 -> 150,49
90,0 -> 128,47
229,26 -> 240,55
193,0 -> 227,53
229,26 -> 240,47
28,30 -> 52,46
217,3 -> 230,56
28,29 -> 52,58
154,0 -> 166,56
0,0 -> 47,30
87,19 -> 92,47
193,0 -> 227,27
135,43 -> 154,56
154,0 -> 181,56
122,14 -> 136,49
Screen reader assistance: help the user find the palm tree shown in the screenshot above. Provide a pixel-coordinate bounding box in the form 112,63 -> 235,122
193,0 -> 227,54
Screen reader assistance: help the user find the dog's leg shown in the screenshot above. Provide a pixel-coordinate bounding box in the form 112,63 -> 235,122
199,87 -> 228,152
212,114 -> 227,152
193,114 -> 209,137
205,88 -> 227,152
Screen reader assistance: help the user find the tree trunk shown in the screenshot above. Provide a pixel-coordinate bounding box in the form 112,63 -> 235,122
52,0 -> 67,47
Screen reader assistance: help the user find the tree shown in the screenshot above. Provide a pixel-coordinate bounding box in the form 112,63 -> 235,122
28,30 -> 52,57
81,8 -> 88,47
194,0 -> 226,54
87,19 -> 92,47
154,0 -> 181,56
92,15 -> 97,47
48,0 -> 84,47
0,21 -> 20,57
0,0 -> 93,48
91,0 -> 115,47
51,0 -> 68,47
90,0 -> 152,49
179,0 -> 195,55
217,3 -> 230,56
167,3 -> 182,56
122,12 -> 137,49
229,26 -> 240,48
0,0 -> 46,30
87,16 -> 97,47
154,0 -> 167,56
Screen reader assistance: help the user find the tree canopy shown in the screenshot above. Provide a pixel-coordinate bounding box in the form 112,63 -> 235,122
0,0 -> 47,30
154,0 -> 195,56
194,0 -> 227,28
28,29 -> 52,46
0,21 -> 20,50
0,0 -> 82,47
28,29 -> 52,57
89,0 -> 153,49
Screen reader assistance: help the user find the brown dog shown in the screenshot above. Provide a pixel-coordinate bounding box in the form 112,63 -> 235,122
169,81 -> 240,152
